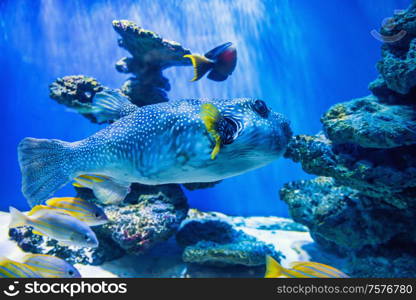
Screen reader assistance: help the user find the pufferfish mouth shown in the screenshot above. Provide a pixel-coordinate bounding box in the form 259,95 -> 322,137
217,116 -> 243,145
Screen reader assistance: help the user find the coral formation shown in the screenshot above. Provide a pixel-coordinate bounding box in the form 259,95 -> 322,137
49,75 -> 105,123
281,4 -> 416,277
98,184 -> 188,254
176,209 -> 284,267
321,96 -> 416,149
112,20 -> 191,106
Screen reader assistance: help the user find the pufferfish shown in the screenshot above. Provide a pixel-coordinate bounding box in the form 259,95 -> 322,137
18,91 -> 292,206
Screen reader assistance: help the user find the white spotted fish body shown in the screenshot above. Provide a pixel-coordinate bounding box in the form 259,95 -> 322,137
18,98 -> 292,206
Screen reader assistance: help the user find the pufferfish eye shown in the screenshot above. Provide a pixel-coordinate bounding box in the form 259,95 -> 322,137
252,100 -> 269,118
68,270 -> 75,276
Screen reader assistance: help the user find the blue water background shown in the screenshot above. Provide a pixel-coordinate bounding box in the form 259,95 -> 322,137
0,0 -> 410,216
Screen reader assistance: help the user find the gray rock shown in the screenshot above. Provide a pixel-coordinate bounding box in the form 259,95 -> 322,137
282,5 -> 416,276
348,254 -> 416,278
96,184 -> 188,255
176,209 -> 283,267
280,177 -> 416,251
376,6 -> 416,95
49,75 -> 105,123
322,96 -> 416,149
182,240 -> 278,267
284,134 -> 416,208
369,76 -> 416,104
112,20 -> 191,106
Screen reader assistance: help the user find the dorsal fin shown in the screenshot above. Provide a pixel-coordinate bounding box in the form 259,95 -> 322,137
204,42 -> 233,59
27,205 -> 52,216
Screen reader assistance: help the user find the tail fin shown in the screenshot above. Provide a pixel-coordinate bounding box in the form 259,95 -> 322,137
91,90 -> 137,123
18,138 -> 74,207
264,255 -> 284,278
9,207 -> 28,228
184,54 -> 213,81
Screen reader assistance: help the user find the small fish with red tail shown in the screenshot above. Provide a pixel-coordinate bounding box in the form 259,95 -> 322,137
184,42 -> 237,82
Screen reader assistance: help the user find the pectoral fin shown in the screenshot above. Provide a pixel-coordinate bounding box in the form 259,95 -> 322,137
90,89 -> 138,123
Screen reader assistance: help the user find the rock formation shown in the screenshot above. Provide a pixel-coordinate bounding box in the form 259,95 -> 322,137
176,209 -> 285,267
49,20 -> 191,124
280,3 -> 416,278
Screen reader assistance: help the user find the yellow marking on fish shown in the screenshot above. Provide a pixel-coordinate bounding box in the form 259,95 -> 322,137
28,205 -> 55,216
0,258 -> 39,278
290,262 -> 347,277
265,255 -> 348,278
72,182 -> 85,188
79,174 -> 105,182
46,197 -> 83,206
200,103 -> 221,160
31,229 -> 45,236
76,178 -> 92,184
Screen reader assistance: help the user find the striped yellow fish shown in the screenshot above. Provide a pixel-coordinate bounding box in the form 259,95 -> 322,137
9,206 -> 99,248
0,257 -> 40,278
265,256 -> 349,278
22,254 -> 81,278
73,174 -> 131,205
29,197 -> 108,226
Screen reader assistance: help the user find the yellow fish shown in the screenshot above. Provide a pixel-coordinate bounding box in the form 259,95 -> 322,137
9,206 -> 98,248
73,174 -> 131,205
265,256 -> 349,278
0,257 -> 40,278
29,197 -> 108,226
22,254 -> 81,278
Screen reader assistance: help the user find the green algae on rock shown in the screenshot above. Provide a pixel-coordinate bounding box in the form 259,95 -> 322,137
182,240 -> 277,267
